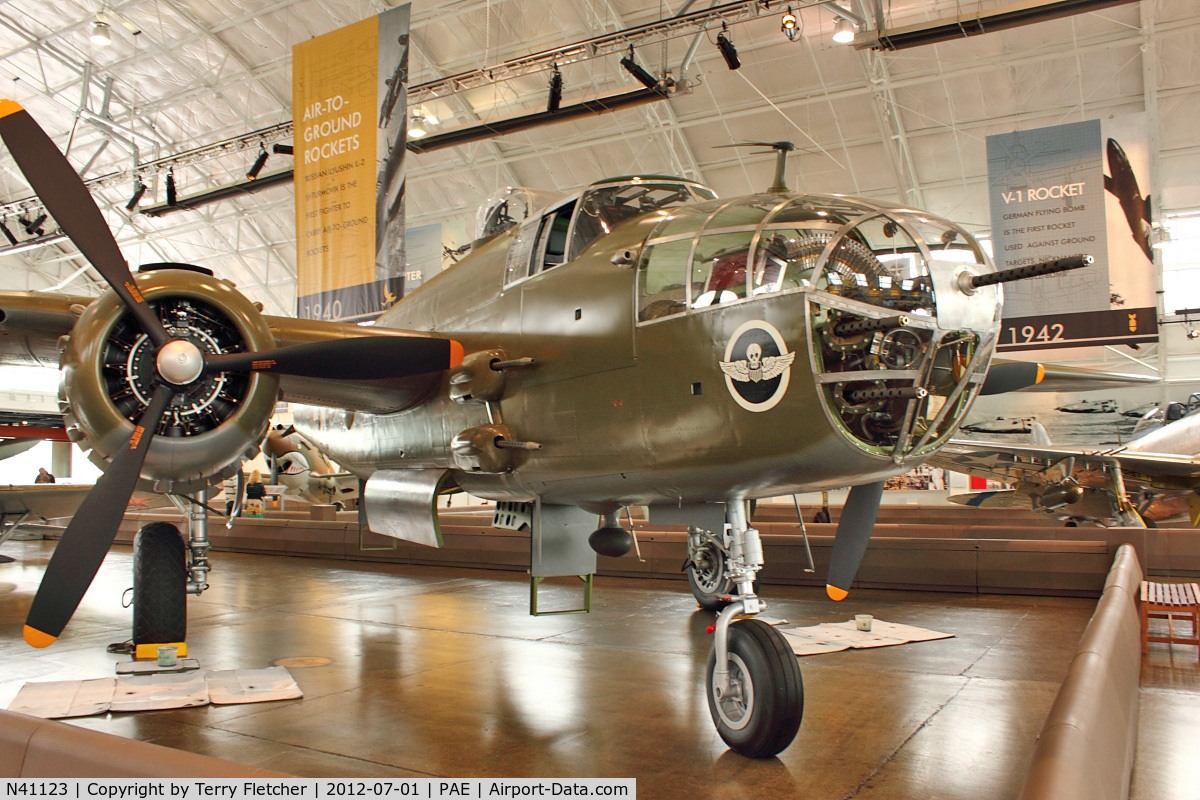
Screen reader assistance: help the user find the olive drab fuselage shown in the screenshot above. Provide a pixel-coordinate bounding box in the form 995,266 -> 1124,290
295,179 -> 1003,508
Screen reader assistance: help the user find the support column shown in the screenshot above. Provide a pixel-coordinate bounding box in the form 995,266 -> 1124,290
50,441 -> 71,479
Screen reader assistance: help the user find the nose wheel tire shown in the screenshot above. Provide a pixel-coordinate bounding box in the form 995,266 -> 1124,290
132,522 -> 187,647
706,618 -> 803,757
687,542 -> 732,610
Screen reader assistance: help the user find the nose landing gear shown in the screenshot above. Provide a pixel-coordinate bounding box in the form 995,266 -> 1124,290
692,500 -> 804,757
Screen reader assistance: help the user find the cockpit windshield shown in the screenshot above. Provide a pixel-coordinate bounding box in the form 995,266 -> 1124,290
570,181 -> 717,260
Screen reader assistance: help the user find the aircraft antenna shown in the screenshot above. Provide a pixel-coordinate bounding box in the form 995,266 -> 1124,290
713,140 -> 797,193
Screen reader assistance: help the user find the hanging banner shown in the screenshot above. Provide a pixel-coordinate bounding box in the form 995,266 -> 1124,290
293,4 -> 409,322
986,114 -> 1158,351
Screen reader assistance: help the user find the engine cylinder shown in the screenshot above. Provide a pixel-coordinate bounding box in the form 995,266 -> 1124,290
60,268 -> 280,491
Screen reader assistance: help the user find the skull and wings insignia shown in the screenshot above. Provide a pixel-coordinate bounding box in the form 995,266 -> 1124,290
719,343 -> 796,384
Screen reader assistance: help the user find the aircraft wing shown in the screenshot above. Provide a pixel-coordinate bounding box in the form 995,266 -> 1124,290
985,358 -> 1159,394
0,292 -> 91,368
262,315 -> 454,414
930,439 -> 1200,486
0,292 -> 453,415
0,484 -> 94,520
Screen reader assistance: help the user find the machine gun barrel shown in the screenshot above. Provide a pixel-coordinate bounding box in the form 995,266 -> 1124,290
831,314 -> 910,337
966,255 -> 1093,291
845,385 -> 928,404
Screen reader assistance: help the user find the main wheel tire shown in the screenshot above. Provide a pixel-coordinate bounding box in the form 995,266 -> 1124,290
706,618 -> 803,758
133,522 -> 187,646
688,542 -> 732,610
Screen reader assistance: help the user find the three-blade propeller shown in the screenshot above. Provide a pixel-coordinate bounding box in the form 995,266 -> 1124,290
0,101 -> 462,647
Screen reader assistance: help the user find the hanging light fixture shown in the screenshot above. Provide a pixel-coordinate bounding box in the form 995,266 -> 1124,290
408,110 -> 428,139
272,143 -> 293,155
716,24 -> 740,70
781,7 -> 799,42
90,18 -> 112,46
25,212 -> 47,236
832,16 -> 857,43
0,220 -> 17,246
246,146 -> 269,180
125,179 -> 147,211
547,65 -> 563,113
620,46 -> 659,90
166,168 -> 177,206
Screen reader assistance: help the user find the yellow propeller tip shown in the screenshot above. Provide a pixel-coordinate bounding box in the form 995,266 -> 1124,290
23,625 -> 57,648
0,99 -> 25,118
826,585 -> 849,602
1035,363 -> 1046,385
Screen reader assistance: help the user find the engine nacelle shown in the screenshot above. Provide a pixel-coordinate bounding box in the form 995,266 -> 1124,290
59,267 -> 280,491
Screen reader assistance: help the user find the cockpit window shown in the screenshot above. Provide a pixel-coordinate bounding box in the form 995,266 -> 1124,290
532,201 -> 576,273
638,238 -> 692,322
822,228 -> 935,316
905,218 -> 986,265
570,183 -> 709,260
691,232 -> 752,308
707,196 -> 781,228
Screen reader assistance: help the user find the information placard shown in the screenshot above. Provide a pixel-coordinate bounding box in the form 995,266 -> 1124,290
293,5 -> 410,322
986,115 -> 1158,351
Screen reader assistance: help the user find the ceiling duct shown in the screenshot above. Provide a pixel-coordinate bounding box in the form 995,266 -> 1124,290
860,0 -> 1139,51
141,170 -> 293,217
406,87 -> 670,155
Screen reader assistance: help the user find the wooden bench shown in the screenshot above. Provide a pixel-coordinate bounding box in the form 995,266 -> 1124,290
1141,581 -> 1200,658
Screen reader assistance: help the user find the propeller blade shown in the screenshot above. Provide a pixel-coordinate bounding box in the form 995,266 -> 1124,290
23,384 -> 175,647
825,480 -> 885,601
203,336 -> 464,380
0,100 -> 168,347
980,361 -> 1044,395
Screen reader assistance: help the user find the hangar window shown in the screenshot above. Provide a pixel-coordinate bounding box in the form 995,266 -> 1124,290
637,238 -> 692,322
691,231 -> 753,308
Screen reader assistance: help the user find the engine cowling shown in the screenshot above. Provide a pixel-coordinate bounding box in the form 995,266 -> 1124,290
59,267 -> 280,491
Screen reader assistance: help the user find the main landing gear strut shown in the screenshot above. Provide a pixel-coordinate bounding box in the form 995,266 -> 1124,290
689,500 -> 804,757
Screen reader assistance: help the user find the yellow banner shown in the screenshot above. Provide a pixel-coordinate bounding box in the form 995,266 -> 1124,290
293,16 -> 378,306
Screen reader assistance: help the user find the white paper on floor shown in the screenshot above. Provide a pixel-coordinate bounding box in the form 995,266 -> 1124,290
781,620 -> 953,657
9,678 -> 115,719
9,667 -> 301,718
206,667 -> 302,705
110,671 -> 209,712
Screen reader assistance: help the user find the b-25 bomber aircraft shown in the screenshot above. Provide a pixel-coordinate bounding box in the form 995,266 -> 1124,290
0,105 -> 1122,757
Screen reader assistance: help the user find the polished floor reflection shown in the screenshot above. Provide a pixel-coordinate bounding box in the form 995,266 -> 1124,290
1,539 -> 1196,798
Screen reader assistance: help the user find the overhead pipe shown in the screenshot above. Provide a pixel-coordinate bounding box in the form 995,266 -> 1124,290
860,0 -> 1139,51
406,87 -> 670,155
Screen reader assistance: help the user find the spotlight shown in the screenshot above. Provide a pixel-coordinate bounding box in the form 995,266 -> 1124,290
246,148 -> 269,180
90,20 -> 112,46
25,212 -> 46,236
125,179 -> 146,211
272,143 -> 293,155
1189,328 -> 1200,340
716,25 -> 740,70
408,111 -> 428,139
166,169 -> 177,206
0,220 -> 17,246
620,47 -> 659,90
781,7 -> 799,41
547,66 -> 563,113
832,16 -> 856,43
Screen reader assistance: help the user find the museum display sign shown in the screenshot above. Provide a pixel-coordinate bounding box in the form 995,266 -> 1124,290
986,114 -> 1158,351
293,4 -> 410,322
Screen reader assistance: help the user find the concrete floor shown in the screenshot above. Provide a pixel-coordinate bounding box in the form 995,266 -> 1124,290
1,539 -> 1197,799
